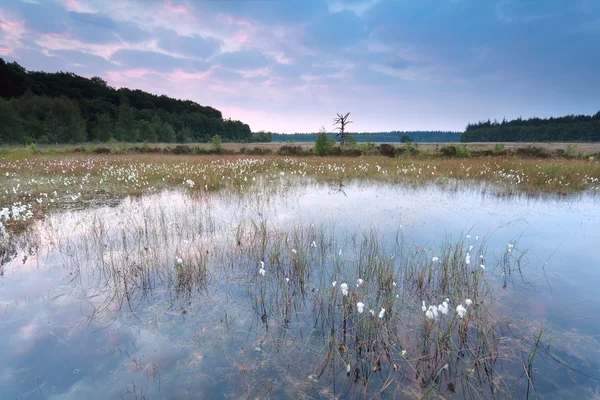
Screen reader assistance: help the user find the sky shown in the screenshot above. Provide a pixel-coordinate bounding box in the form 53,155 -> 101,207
0,0 -> 599,133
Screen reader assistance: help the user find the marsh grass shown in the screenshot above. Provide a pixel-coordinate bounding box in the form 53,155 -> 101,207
44,191 -> 538,398
1,153 -> 599,237
2,184 -> 598,398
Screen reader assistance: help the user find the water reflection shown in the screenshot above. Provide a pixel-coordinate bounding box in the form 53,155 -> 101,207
1,182 -> 599,399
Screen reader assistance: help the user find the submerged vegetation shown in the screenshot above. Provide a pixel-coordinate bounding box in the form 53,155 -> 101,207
2,183 -> 598,398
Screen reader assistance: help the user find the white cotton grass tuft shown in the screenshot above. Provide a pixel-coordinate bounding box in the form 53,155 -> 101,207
421,301 -> 427,312
369,309 -> 375,316
480,264 -> 485,270
425,305 -> 438,320
332,281 -> 337,287
432,256 -> 439,262
175,256 -> 183,265
356,302 -> 365,313
466,235 -> 472,239
465,298 -> 473,307
465,254 -> 471,265
438,301 -> 449,315
340,283 -> 349,296
378,308 -> 386,318
456,304 -> 467,318
357,278 -> 364,287
285,277 -> 290,283
508,243 -> 514,253
259,267 -> 266,276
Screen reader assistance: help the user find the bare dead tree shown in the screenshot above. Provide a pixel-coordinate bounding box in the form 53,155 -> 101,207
333,112 -> 353,146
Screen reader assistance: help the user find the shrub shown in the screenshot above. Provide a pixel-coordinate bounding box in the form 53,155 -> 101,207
439,145 -> 469,157
211,135 -> 222,152
341,148 -> 362,157
314,132 -> 334,156
93,147 -> 111,154
243,147 -> 272,155
397,142 -> 421,157
194,146 -> 208,154
456,145 -> 470,157
277,145 -> 306,156
172,145 -> 192,154
27,143 -> 39,154
514,146 -> 552,158
356,142 -> 378,156
493,143 -> 505,154
565,144 -> 579,158
377,143 -> 396,158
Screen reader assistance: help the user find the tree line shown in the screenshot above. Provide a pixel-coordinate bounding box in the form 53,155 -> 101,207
461,113 -> 600,142
272,131 -> 461,143
0,58 -> 255,145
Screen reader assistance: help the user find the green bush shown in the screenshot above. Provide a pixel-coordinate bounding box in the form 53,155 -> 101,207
278,145 -> 307,156
456,145 -> 470,157
377,143 -> 396,157
493,143 -> 505,154
172,145 -> 192,154
565,144 -> 579,158
211,135 -> 222,152
194,146 -> 208,154
398,142 -> 421,157
314,132 -> 334,156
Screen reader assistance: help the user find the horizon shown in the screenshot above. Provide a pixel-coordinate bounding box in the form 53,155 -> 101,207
0,0 -> 598,133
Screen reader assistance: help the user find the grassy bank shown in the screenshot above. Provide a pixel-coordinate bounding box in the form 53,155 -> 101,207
0,152 -> 599,235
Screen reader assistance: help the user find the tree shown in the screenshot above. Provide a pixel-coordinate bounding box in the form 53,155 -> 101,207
333,112 -> 353,146
314,126 -> 334,156
93,113 -> 114,142
138,120 -> 157,142
115,99 -> 136,141
400,134 -> 412,143
211,134 -> 222,151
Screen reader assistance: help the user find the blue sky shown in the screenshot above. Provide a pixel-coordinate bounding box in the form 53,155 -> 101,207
0,0 -> 598,132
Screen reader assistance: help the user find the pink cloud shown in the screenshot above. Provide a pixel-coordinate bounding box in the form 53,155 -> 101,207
105,68 -> 156,84
225,15 -> 254,29
164,0 -> 189,14
0,45 -> 12,56
167,68 -> 212,83
0,18 -> 25,38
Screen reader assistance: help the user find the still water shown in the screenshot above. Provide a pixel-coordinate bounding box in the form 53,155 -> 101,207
1,182 -> 599,399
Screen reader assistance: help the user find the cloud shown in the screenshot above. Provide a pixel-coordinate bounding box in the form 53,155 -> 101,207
110,49 -> 209,72
214,49 -> 271,70
1,0 -> 599,132
67,11 -> 148,43
157,29 -> 221,59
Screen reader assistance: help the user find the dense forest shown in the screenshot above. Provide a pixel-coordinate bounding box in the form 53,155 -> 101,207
461,114 -> 600,142
0,58 -> 255,145
272,131 -> 461,143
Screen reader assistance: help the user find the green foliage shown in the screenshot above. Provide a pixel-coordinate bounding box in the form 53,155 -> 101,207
346,135 -> 358,148
397,142 -> 421,157
439,145 -> 470,157
314,132 -> 334,156
456,145 -> 470,157
377,143 -> 396,157
462,113 -> 600,142
0,58 -> 253,144
211,135 -> 222,152
565,144 -> 580,158
493,143 -> 505,154
400,134 -> 412,143
272,131 -> 461,143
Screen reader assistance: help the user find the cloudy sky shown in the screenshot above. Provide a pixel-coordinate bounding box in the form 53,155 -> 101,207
0,0 -> 598,132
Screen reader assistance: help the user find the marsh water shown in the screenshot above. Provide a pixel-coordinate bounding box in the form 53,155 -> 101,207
1,181 -> 599,399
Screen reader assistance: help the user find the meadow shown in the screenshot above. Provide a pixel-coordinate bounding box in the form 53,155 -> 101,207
1,147 -> 600,399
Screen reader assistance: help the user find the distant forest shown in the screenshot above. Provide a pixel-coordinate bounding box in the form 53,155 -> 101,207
272,131 -> 461,143
0,58 -> 258,145
461,113 -> 600,142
